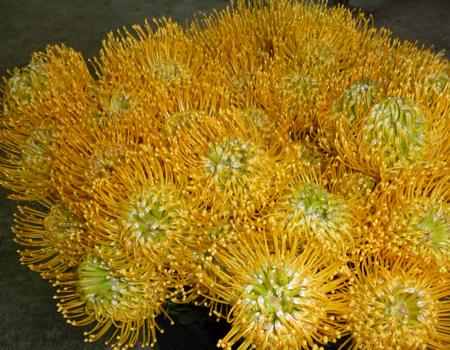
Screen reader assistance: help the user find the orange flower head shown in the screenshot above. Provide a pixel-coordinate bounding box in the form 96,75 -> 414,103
344,255 -> 450,350
280,178 -> 360,262
120,183 -> 189,258
55,246 -> 170,349
13,199 -> 91,279
203,231 -> 349,350
337,96 -> 439,180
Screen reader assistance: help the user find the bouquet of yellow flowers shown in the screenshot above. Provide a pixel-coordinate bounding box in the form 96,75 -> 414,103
2,1 -> 450,349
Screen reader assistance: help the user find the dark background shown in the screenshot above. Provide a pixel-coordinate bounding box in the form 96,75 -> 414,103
1,1 -> 449,349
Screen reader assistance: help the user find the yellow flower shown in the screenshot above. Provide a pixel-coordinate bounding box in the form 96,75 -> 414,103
366,169 -> 450,272
50,106 -> 160,213
202,230 -> 349,350
344,254 -> 450,350
13,198 -> 91,279
54,246 -> 172,349
0,45 -> 97,200
269,161 -> 364,262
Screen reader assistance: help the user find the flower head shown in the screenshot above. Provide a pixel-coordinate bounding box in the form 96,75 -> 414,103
203,230 -> 349,350
55,246 -> 170,349
345,255 -> 450,350
13,199 -> 91,279
336,96 -> 437,180
368,170 -> 450,272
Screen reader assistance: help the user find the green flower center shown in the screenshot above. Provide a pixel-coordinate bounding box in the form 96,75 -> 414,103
7,62 -> 48,103
415,207 -> 450,254
76,252 -> 129,312
22,129 -> 52,167
425,70 -> 450,93
44,203 -> 85,245
377,284 -> 422,327
333,78 -> 381,121
283,73 -> 316,98
95,87 -> 133,123
151,60 -> 181,81
307,42 -> 336,68
164,110 -> 202,135
121,185 -> 180,244
242,108 -> 270,130
106,89 -> 132,113
349,269 -> 440,349
287,184 -> 343,222
285,183 -> 354,254
242,262 -> 312,326
364,97 -> 429,167
204,137 -> 255,185
386,301 -> 409,323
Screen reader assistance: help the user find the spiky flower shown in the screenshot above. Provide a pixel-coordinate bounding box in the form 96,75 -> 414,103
167,108 -> 294,221
205,137 -> 255,185
0,126 -> 56,200
272,162 -> 363,262
13,200 -> 91,279
55,247 -> 170,349
365,97 -> 428,161
369,171 -> 450,272
202,232 -> 349,350
50,108 -> 160,212
413,200 -> 450,257
333,78 -> 381,119
0,45 -> 97,200
338,97 -> 434,179
119,182 -> 191,261
344,255 -> 450,350
284,183 -> 356,259
319,77 -> 383,151
3,61 -> 48,114
193,134 -> 284,220
0,60 -> 55,200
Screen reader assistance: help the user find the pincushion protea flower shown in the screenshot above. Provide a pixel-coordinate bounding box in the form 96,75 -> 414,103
95,17 -> 222,119
0,45 -> 98,201
333,59 -> 450,180
199,229 -> 349,350
83,150 -> 208,304
54,246 -> 172,349
281,181 -> 356,260
335,97 -> 435,180
50,107 -> 161,214
3,0 -> 450,349
265,159 -> 365,263
3,58 -> 48,114
318,77 -> 383,153
363,169 -> 450,272
13,198 -> 91,279
161,107 -> 300,224
343,254 -> 450,350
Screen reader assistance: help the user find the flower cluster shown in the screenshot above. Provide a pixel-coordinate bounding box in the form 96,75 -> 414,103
2,1 -> 450,349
